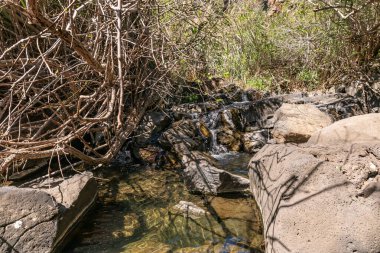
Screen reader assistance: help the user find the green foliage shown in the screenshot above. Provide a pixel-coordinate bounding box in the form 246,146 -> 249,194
297,69 -> 319,90
215,98 -> 224,103
162,0 -> 379,91
245,77 -> 271,91
185,94 -> 200,103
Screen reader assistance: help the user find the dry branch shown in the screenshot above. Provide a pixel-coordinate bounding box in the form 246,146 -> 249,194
0,0 -> 174,177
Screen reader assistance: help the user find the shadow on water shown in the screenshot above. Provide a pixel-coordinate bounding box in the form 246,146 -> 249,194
63,162 -> 263,253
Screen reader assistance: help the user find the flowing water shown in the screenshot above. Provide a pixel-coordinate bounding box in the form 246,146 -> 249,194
64,155 -> 263,253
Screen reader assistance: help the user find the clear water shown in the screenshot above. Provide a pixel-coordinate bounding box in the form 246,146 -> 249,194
213,152 -> 252,177
64,163 -> 263,253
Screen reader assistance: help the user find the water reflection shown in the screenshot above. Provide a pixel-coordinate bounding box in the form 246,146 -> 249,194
64,165 -> 263,253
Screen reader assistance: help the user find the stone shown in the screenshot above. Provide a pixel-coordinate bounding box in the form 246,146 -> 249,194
180,148 -> 250,195
209,197 -> 259,222
242,130 -> 268,153
198,121 -> 211,139
160,120 -> 205,151
308,113 -> 380,145
173,201 -> 208,218
0,172 -> 97,253
220,108 -> 244,131
272,103 -> 332,143
136,145 -> 161,164
249,143 -> 380,253
217,128 -> 242,152
134,111 -> 171,146
0,187 -> 59,253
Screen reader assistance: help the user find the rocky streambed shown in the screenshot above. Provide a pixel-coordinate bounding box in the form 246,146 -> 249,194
64,156 -> 263,253
1,84 -> 380,253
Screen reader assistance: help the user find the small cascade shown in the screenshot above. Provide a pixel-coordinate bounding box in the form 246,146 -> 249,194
210,129 -> 228,154
190,112 -> 200,120
205,110 -> 220,129
241,91 -> 249,102
201,110 -> 229,154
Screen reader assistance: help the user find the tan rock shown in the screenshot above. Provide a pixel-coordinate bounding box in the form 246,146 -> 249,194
272,103 -> 332,143
308,113 -> 380,145
249,143 -> 380,253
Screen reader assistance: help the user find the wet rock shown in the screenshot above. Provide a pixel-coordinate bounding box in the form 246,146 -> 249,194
220,108 -> 244,131
0,172 -> 97,253
249,143 -> 380,253
173,201 -> 208,218
217,128 -> 242,152
308,113 -> 380,145
134,111 -> 171,146
160,151 -> 182,170
272,103 -> 332,143
172,103 -> 220,120
0,187 -> 59,253
242,130 -> 268,153
136,145 -> 162,164
160,120 -> 206,151
209,197 -> 259,222
180,148 -> 250,195
112,145 -> 133,166
316,95 -> 364,120
197,121 -> 211,139
213,84 -> 246,104
239,97 -> 283,129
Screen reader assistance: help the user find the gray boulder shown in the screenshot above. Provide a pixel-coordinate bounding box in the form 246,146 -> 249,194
0,172 -> 97,253
272,103 -> 332,143
249,143 -> 380,253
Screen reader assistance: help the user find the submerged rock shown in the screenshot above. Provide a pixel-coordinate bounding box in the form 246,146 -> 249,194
249,142 -> 380,253
136,145 -> 162,164
0,172 -> 97,253
173,201 -> 208,218
272,103 -> 333,143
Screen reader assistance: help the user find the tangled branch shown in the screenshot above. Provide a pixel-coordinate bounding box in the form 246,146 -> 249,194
0,0 -> 176,177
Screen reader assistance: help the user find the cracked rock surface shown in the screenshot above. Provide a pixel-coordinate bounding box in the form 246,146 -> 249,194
249,142 -> 380,253
0,172 -> 97,253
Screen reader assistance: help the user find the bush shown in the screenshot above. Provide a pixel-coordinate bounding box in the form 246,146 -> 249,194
163,0 -> 379,91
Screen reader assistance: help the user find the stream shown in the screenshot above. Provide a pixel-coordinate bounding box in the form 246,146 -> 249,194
63,153 -> 263,253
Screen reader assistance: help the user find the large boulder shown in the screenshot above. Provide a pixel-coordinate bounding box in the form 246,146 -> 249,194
308,113 -> 380,145
272,103 -> 332,143
249,143 -> 380,253
0,172 -> 97,253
